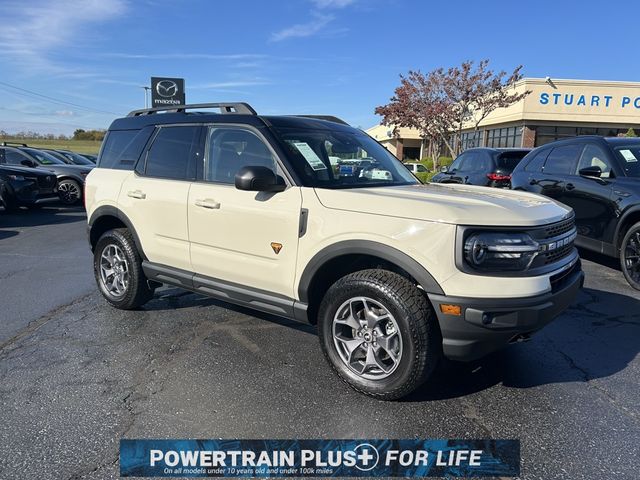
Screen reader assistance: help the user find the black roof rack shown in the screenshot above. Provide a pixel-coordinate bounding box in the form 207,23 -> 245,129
127,102 -> 257,117
293,115 -> 349,126
1,141 -> 28,147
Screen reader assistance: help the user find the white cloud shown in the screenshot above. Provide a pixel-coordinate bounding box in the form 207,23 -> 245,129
311,0 -> 356,8
270,13 -> 335,42
55,110 -> 75,116
0,0 -> 127,73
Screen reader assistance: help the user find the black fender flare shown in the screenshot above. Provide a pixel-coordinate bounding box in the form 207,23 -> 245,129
614,206 -> 640,249
88,205 -> 146,259
297,240 -> 444,303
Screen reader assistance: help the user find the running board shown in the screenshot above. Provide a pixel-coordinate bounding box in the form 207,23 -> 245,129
141,261 -> 309,323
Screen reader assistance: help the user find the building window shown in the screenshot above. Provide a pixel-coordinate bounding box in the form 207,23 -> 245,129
460,131 -> 482,151
535,126 -> 631,146
403,147 -> 421,160
486,127 -> 522,148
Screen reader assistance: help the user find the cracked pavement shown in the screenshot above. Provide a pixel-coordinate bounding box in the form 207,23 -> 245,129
0,206 -> 639,479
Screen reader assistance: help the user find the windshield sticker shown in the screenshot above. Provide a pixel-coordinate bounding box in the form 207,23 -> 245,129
292,142 -> 327,171
339,164 -> 356,176
620,149 -> 638,162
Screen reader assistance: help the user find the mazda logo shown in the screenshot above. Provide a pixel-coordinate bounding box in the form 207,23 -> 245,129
156,80 -> 178,98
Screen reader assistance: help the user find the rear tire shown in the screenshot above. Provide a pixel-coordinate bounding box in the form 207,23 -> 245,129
318,269 -> 441,400
620,221 -> 640,290
94,228 -> 155,309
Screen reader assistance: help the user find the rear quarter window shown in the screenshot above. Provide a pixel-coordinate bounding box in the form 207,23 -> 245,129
497,152 -> 528,171
98,127 -> 154,170
524,149 -> 549,172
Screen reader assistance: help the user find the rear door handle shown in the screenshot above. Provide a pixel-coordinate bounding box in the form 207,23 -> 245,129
127,190 -> 146,199
565,183 -> 575,191
195,198 -> 220,209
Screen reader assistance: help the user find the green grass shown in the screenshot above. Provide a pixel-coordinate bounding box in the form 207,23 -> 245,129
0,137 -> 102,154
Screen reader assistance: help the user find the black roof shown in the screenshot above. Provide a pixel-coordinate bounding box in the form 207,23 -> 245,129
464,147 -> 532,153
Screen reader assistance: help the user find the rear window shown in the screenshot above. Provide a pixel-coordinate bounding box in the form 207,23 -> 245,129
524,149 -> 549,172
496,152 -> 528,171
98,127 -> 154,170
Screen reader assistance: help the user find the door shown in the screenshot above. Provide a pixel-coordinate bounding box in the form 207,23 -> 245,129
538,144 -> 582,203
446,152 -> 472,183
118,125 -> 202,272
188,125 -> 302,298
563,143 -> 617,250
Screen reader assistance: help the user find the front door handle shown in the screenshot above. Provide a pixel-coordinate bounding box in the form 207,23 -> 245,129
195,198 -> 220,209
565,183 -> 576,191
127,190 -> 146,199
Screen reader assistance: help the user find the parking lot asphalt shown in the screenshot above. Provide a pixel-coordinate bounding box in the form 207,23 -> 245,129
0,206 -> 639,480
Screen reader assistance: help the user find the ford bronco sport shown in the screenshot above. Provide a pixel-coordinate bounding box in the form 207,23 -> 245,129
86,103 -> 583,399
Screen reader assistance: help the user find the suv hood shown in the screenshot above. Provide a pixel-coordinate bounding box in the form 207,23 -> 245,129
314,183 -> 572,227
37,164 -> 92,175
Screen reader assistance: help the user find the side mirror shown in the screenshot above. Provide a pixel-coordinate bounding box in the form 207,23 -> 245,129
440,165 -> 449,173
21,159 -> 36,168
579,166 -> 602,178
235,166 -> 286,193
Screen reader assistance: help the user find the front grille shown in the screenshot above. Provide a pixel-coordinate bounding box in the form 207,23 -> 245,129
527,215 -> 577,270
543,216 -> 575,239
544,242 -> 574,264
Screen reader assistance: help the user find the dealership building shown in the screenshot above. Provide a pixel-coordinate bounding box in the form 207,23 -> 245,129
367,77 -> 640,160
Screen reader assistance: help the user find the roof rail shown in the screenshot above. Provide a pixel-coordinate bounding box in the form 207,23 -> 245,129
293,115 -> 349,126
1,141 -> 28,147
127,102 -> 257,117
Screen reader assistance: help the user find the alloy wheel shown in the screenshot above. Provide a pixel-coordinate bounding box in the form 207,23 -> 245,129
58,182 -> 80,204
99,244 -> 129,297
623,230 -> 640,286
332,296 -> 403,380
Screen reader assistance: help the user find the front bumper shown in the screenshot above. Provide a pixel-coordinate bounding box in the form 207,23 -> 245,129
428,261 -> 584,361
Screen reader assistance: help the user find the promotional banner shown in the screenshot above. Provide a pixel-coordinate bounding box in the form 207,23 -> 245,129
120,439 -> 520,478
151,77 -> 185,107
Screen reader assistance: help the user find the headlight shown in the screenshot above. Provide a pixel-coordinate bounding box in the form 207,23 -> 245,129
464,232 -> 539,272
7,175 -> 25,181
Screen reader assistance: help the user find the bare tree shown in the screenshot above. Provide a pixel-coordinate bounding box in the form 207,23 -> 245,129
376,60 -> 531,164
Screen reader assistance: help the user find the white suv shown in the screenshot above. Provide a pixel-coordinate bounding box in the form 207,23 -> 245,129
86,103 -> 583,399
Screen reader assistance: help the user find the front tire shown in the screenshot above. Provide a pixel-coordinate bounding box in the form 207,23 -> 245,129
318,269 -> 441,400
94,228 -> 155,309
620,222 -> 640,290
58,179 -> 82,205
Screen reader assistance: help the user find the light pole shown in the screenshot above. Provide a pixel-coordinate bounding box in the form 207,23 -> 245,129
140,86 -> 151,108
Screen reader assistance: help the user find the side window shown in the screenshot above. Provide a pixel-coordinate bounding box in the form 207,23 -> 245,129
416,164 -> 427,172
5,149 -> 30,165
576,144 -> 613,178
144,126 -> 200,180
477,152 -> 494,172
205,127 -> 276,184
449,153 -> 467,171
543,145 -> 581,175
524,149 -> 549,172
459,151 -> 479,171
99,127 -> 154,170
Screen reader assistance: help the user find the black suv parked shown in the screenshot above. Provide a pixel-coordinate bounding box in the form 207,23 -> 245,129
431,147 -> 531,188
511,136 -> 640,289
0,143 -> 92,205
0,160 -> 58,211
43,149 -> 95,166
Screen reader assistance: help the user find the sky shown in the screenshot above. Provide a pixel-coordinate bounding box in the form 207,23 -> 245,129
0,0 -> 637,135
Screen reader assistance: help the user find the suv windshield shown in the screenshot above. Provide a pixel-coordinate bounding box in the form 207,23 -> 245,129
23,148 -> 65,165
273,127 -> 418,189
612,145 -> 640,178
